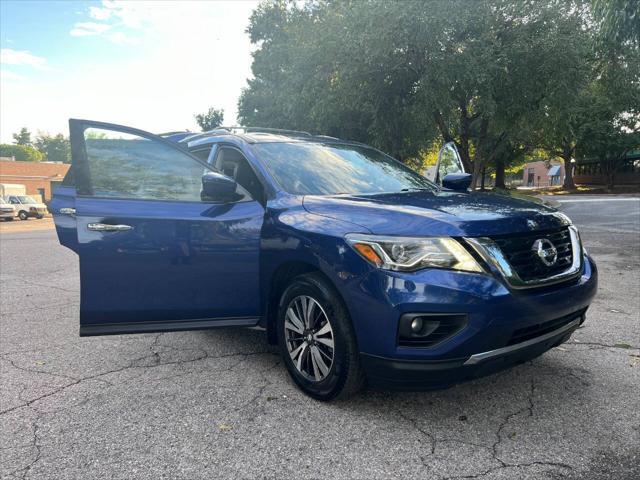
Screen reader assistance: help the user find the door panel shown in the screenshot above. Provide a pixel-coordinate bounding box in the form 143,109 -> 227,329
76,197 -> 263,332
51,184 -> 78,252
68,119 -> 264,336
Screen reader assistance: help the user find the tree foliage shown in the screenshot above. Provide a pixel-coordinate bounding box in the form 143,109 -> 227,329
592,0 -> 639,47
34,133 -> 71,164
12,127 -> 32,146
0,144 -> 43,162
195,107 -> 225,131
239,0 -> 637,189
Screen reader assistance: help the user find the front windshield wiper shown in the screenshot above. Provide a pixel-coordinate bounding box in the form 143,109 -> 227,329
400,187 -> 433,192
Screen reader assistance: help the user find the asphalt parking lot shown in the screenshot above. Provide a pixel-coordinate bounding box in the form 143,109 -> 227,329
1,195 -> 639,480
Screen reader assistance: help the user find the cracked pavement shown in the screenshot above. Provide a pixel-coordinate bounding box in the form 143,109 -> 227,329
1,195 -> 639,479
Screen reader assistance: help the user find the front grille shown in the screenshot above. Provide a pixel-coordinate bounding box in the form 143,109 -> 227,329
489,227 -> 573,282
507,308 -> 586,346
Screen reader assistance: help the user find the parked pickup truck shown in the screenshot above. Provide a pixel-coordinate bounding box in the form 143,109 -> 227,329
51,119 -> 597,400
6,195 -> 48,220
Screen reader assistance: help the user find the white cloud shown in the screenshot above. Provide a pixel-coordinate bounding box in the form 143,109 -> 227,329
0,70 -> 24,82
0,49 -> 47,70
89,6 -> 112,21
107,32 -> 133,45
69,21 -> 112,37
1,1 -> 261,142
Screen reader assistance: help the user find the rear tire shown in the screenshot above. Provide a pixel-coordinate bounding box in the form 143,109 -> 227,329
18,211 -> 28,221
277,272 -> 364,401
36,215 -> 44,219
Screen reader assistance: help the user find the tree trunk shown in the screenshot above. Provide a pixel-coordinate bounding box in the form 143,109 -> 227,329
481,167 -> 486,191
561,144 -> 576,189
470,119 -> 489,190
607,170 -> 615,191
494,159 -> 506,189
457,101 -> 473,173
457,136 -> 472,173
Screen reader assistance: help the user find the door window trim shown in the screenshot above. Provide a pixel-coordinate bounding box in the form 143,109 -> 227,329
212,143 -> 269,205
70,119 -> 253,205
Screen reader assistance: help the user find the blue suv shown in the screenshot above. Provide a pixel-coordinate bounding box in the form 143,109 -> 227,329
52,120 -> 597,400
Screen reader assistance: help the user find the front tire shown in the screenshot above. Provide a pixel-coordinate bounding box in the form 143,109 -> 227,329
277,272 -> 364,401
18,211 -> 28,221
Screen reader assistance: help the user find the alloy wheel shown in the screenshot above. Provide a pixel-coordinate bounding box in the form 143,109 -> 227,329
284,295 -> 335,382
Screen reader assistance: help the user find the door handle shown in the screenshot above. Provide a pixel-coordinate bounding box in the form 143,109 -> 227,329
87,223 -> 133,232
59,207 -> 76,216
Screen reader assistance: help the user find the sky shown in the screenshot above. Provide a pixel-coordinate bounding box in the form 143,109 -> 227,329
0,0 -> 260,143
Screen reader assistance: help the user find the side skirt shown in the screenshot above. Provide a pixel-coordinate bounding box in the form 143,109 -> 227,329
79,317 -> 260,336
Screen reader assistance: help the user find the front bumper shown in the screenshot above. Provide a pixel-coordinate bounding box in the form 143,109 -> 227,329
361,309 -> 584,388
344,254 -> 597,386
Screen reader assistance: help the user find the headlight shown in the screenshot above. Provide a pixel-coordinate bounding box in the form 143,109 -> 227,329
345,234 -> 483,273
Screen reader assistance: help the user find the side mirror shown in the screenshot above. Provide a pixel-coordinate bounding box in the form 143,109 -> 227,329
442,173 -> 472,192
201,172 -> 237,202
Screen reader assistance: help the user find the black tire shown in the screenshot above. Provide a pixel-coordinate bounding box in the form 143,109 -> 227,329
6,217 -> 14,221
36,215 -> 44,219
277,272 -> 365,401
18,211 -> 28,221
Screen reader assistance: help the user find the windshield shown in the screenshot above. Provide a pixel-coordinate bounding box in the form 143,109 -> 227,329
252,142 -> 436,195
0,198 -> 7,204
17,196 -> 37,203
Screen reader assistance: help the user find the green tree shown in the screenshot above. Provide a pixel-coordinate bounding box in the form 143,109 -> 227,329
34,133 -> 71,163
535,0 -> 640,189
195,108 -> 224,131
0,144 -> 43,162
12,127 -> 32,146
239,0 -> 594,188
577,77 -> 640,189
592,0 -> 639,47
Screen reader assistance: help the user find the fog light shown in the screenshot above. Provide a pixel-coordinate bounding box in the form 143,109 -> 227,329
410,317 -> 423,333
398,314 -> 468,348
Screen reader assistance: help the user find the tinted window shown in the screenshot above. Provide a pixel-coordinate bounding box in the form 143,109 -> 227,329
83,128 -> 210,201
191,147 -> 212,163
252,143 -> 436,195
214,147 -> 264,202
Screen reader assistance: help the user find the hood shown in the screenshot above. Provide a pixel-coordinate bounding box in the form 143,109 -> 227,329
302,191 -> 570,237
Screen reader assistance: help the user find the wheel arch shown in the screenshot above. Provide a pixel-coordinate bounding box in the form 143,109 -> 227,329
263,261 -> 354,346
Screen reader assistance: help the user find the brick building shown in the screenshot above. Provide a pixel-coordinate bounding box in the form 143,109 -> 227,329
574,150 -> 640,185
0,159 -> 70,202
521,161 -> 565,188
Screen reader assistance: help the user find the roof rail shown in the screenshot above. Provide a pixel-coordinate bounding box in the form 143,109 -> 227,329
179,128 -> 232,143
242,127 -> 312,137
181,126 -> 345,144
314,134 -> 341,141
158,130 -> 192,137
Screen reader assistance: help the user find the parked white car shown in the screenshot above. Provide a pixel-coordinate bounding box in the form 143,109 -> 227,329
5,195 -> 48,220
0,197 -> 16,221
